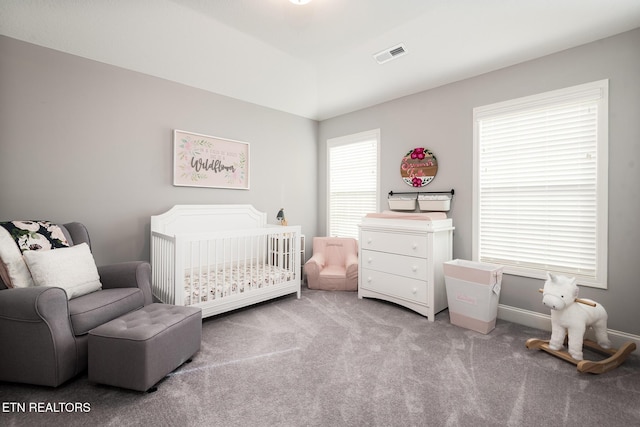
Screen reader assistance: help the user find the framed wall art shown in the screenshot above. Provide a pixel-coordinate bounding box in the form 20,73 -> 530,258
400,147 -> 438,187
173,130 -> 249,190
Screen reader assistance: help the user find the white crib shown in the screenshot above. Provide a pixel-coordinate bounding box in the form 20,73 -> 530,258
150,205 -> 301,318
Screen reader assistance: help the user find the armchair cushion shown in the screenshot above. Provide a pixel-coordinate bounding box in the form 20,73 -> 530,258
69,288 -> 145,335
23,243 -> 102,299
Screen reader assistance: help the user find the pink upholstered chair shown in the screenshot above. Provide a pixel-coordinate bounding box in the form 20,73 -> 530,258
304,237 -> 358,291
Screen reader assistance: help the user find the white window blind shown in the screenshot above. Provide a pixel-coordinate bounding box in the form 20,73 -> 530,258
328,130 -> 379,239
473,80 -> 608,288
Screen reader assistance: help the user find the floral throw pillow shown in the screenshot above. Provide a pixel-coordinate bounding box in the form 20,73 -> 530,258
0,221 -> 70,288
0,221 -> 69,252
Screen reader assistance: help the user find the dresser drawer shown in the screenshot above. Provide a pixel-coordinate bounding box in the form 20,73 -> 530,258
360,230 -> 428,258
361,249 -> 427,281
360,268 -> 429,305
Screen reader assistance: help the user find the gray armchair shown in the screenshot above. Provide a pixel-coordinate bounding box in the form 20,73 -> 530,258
0,222 -> 152,387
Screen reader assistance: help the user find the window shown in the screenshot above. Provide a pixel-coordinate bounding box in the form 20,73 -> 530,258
327,129 -> 380,239
473,80 -> 608,288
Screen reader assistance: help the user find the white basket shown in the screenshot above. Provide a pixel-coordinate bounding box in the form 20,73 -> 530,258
418,194 -> 450,211
388,197 -> 416,211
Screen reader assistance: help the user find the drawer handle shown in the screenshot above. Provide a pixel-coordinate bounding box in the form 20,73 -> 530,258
412,243 -> 418,250
367,238 -> 373,244
412,287 -> 418,294
412,265 -> 418,272
367,276 -> 372,283
368,257 -> 372,264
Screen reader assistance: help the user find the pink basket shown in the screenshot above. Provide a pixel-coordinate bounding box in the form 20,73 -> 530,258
443,260 -> 503,334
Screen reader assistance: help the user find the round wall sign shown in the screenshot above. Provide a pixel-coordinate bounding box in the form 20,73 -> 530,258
400,148 -> 438,187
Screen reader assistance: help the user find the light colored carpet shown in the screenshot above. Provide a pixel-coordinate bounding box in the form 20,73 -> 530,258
2,287 -> 639,426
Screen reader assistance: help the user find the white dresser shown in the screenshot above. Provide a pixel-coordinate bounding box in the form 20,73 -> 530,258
358,214 -> 454,321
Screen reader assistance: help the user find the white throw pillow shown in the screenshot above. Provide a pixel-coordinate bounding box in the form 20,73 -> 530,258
0,227 -> 35,288
23,243 -> 102,299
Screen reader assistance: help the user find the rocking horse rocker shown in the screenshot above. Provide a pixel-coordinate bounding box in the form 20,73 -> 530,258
526,273 -> 636,374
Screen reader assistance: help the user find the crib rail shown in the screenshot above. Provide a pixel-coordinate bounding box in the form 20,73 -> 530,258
151,231 -> 177,304
151,226 -> 301,308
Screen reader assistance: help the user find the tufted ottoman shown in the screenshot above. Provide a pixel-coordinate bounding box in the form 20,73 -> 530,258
88,303 -> 202,392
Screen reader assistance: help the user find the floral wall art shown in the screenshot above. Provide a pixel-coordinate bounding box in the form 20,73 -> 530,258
400,147 -> 438,187
173,130 -> 249,189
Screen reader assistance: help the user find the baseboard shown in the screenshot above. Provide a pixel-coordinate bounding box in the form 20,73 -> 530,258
497,304 -> 640,350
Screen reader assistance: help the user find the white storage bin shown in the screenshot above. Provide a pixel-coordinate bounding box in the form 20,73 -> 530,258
387,197 -> 416,211
418,194 -> 450,211
443,259 -> 503,334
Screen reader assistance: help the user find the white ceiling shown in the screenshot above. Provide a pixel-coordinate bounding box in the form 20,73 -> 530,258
2,0 -> 640,120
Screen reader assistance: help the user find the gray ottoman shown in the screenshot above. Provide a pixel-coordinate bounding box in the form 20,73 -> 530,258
88,303 -> 202,392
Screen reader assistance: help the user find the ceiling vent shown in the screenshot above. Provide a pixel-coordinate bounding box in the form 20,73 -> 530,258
373,43 -> 407,64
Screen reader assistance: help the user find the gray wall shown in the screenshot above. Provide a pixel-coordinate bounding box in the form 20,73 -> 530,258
318,28 -> 640,335
2,28 -> 639,336
0,36 -> 318,266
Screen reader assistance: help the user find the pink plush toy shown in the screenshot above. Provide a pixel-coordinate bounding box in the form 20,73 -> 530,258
542,273 -> 611,360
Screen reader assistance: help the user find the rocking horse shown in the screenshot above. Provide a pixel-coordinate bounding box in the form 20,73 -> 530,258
525,273 -> 636,374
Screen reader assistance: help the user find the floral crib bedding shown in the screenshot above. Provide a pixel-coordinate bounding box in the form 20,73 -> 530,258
183,263 -> 294,306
